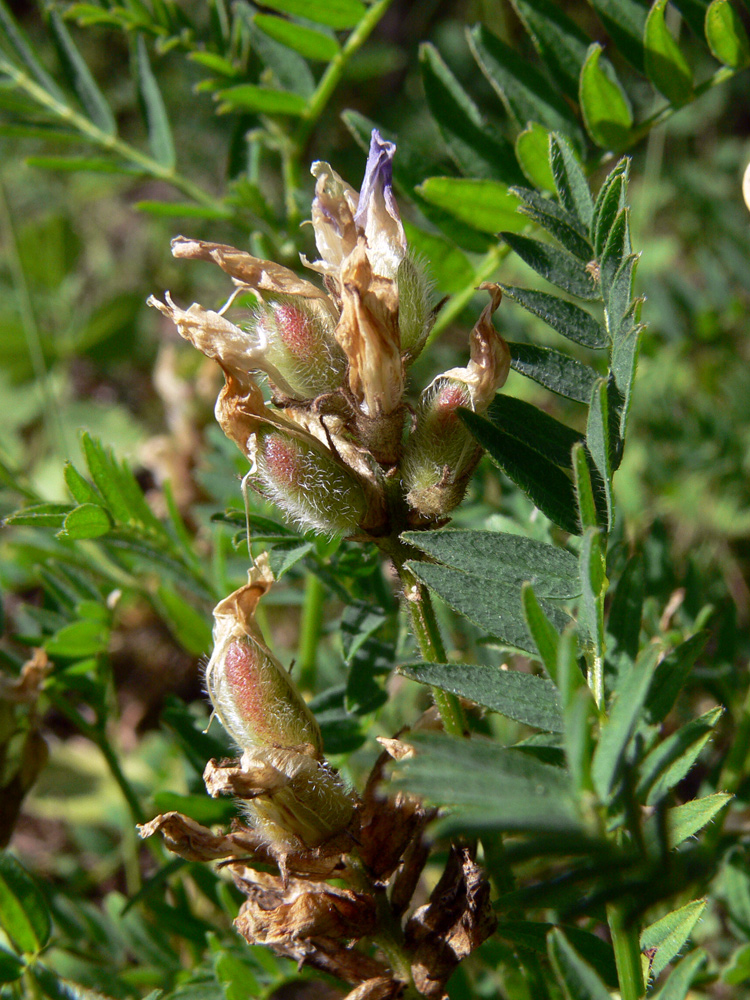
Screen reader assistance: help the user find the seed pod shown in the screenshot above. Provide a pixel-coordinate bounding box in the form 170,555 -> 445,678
254,427 -> 369,536
205,565 -> 323,755
207,637 -> 323,756
401,378 -> 481,519
251,295 -> 347,400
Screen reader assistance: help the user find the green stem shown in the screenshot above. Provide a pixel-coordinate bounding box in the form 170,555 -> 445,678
293,0 -> 397,152
298,571 -> 324,690
401,567 -> 466,736
607,901 -> 645,1000
0,55 -> 228,214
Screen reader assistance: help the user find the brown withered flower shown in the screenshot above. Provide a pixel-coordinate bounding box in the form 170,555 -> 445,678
149,129 -> 509,540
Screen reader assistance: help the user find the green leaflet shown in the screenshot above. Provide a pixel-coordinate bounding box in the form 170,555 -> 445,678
501,232 -> 600,299
253,15 -> 339,62
469,24 -> 582,142
215,83 -> 308,115
395,732 -> 579,832
579,44 -> 633,150
499,285 -> 607,349
705,0 -> 750,67
644,0 -> 694,104
419,43 -> 522,184
247,0 -> 366,30
134,35 -> 175,169
403,528 -> 578,652
548,927 -> 612,1000
399,661 -> 563,731
508,342 -> 598,403
417,177 -> 523,234
549,133 -> 595,232
515,123 -> 555,189
641,898 -> 707,980
0,853 -> 51,955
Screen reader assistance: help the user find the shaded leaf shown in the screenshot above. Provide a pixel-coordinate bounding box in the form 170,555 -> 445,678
645,0 -> 694,104
340,601 -> 388,663
396,732 -> 579,832
460,408 -> 582,534
0,853 -> 51,955
509,0 -> 591,99
645,632 -> 708,724
638,707 -> 723,806
547,926 -> 611,1000
419,43 -> 523,184
651,949 -> 707,1000
399,661 -> 563,731
498,920 -> 617,987
154,586 -> 212,657
593,162 -> 629,260
47,9 -> 116,134
484,393 -> 583,470
705,0 -> 750,66
588,0 -> 648,71
591,644 -> 662,800
469,24 -> 582,140
579,43 -> 633,150
607,554 -> 644,663
135,35 -> 175,169
0,0 -> 66,101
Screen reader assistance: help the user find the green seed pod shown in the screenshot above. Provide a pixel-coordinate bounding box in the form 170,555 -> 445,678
251,296 -> 348,400
206,636 -> 322,756
255,427 -> 369,536
398,251 -> 435,363
401,378 -> 481,519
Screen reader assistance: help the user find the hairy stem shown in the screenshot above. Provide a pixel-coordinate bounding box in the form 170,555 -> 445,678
401,567 -> 466,736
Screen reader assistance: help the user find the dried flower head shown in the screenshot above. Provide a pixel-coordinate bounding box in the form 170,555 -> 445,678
149,130 -> 509,533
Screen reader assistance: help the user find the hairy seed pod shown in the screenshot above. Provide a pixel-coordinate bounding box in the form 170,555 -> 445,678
206,636 -> 322,756
254,428 -> 369,536
251,296 -> 347,399
401,379 -> 481,520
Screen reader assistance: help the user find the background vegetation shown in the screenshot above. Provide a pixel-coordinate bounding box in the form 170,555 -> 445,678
1,0 -> 750,998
